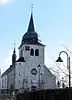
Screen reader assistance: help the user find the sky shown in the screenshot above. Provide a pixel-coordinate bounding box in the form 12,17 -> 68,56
0,0 -> 72,85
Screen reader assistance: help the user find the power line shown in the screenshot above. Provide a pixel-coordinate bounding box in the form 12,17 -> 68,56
62,45 -> 72,55
62,63 -> 72,74
49,68 -> 68,83
49,69 -> 69,88
49,68 -> 60,74
52,58 -> 69,76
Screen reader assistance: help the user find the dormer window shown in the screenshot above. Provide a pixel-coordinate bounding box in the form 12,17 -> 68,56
25,46 -> 30,51
30,48 -> 34,56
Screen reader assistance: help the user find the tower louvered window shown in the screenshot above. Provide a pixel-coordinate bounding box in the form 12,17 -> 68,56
35,49 -> 39,56
30,48 -> 34,56
25,46 -> 30,51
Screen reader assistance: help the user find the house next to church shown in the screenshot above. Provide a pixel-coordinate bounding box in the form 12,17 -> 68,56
1,12 -> 56,91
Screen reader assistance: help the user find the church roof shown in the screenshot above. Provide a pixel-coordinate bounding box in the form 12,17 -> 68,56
27,13 -> 35,32
44,65 -> 56,78
1,65 -> 15,77
21,13 -> 38,44
1,57 -> 25,77
16,57 -> 25,62
19,41 -> 45,49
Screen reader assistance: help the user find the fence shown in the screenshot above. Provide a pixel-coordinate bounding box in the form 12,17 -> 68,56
16,88 -> 72,100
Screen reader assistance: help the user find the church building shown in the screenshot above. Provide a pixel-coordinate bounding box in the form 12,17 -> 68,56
1,13 -> 56,91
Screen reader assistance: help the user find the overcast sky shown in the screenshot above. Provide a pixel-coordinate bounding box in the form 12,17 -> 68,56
0,0 -> 72,85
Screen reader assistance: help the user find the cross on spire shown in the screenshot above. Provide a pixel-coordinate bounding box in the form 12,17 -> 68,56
13,40 -> 16,48
31,4 -> 33,14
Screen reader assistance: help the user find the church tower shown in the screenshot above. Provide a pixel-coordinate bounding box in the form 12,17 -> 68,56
19,13 -> 45,61
1,11 -> 56,91
18,13 -> 45,90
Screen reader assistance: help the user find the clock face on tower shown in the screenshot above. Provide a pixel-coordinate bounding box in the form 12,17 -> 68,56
31,68 -> 37,75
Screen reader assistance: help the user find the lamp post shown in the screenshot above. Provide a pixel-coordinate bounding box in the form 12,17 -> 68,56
56,51 -> 71,88
37,64 -> 41,89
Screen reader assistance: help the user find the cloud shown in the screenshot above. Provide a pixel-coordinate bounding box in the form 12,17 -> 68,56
0,0 -> 11,5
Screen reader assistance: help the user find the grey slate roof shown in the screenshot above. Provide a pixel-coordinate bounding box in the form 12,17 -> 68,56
21,13 -> 39,45
16,57 -> 25,62
1,57 -> 25,77
27,13 -> 35,32
19,41 -> 45,49
44,65 -> 56,78
1,65 -> 15,77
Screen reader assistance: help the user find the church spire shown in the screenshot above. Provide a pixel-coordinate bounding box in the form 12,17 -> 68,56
27,12 -> 35,32
13,48 -> 16,54
12,42 -> 16,65
21,8 -> 38,44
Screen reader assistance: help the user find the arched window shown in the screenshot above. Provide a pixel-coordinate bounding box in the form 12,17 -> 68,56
35,49 -> 39,56
30,48 -> 34,56
20,50 -> 23,57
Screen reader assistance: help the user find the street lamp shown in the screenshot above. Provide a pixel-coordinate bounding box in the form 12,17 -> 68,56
37,64 -> 41,89
56,51 -> 71,88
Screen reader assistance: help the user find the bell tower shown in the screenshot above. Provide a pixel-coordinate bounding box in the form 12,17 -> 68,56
18,12 -> 45,90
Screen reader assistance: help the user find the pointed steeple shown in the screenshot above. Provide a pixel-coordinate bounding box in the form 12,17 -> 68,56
13,48 -> 16,54
12,47 -> 16,65
21,12 -> 38,44
27,13 -> 35,32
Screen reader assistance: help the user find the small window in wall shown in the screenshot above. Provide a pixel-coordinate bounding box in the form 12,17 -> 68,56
19,72 -> 20,76
20,50 -> 23,57
25,46 -> 30,51
15,63 -> 17,66
5,78 -> 6,84
19,80 -> 20,83
2,79 -> 3,88
19,63 -> 21,65
23,47 -> 24,50
5,84 -> 6,88
30,48 -> 34,56
35,49 -> 39,56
